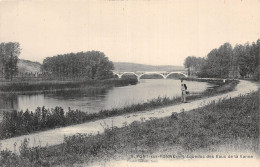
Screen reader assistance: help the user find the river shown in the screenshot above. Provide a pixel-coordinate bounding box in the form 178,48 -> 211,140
0,79 -> 211,116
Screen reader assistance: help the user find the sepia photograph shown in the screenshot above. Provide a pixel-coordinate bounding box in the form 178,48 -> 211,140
0,0 -> 259,166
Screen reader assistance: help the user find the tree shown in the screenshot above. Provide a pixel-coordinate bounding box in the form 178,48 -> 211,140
237,43 -> 254,78
0,42 -> 21,81
251,40 -> 260,80
187,38 -> 259,80
232,44 -> 244,78
42,51 -> 115,80
197,43 -> 232,78
184,56 -> 205,76
217,43 -> 233,78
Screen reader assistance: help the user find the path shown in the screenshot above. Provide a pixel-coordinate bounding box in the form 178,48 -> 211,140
0,80 -> 258,153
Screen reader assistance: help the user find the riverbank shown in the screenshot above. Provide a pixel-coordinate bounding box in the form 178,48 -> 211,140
0,80 -> 257,152
0,78 -> 138,93
183,77 -> 235,83
0,79 -> 238,140
0,83 -> 258,166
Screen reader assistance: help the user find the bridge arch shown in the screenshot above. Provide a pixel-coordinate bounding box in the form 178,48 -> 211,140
139,72 -> 165,79
113,72 -> 121,78
120,72 -> 139,79
165,72 -> 187,79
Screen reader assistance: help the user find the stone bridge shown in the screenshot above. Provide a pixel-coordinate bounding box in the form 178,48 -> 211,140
113,71 -> 188,79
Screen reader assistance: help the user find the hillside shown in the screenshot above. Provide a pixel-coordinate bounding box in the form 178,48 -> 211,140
113,62 -> 185,72
17,59 -> 41,73
17,60 -> 185,74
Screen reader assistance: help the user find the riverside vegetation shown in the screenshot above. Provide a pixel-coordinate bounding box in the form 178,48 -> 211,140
0,78 -> 138,92
0,79 -> 238,140
184,38 -> 260,80
0,88 -> 258,166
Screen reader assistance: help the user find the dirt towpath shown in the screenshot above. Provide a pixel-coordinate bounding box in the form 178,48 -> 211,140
0,80 -> 258,153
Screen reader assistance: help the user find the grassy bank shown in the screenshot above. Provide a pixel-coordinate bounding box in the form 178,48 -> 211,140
0,80 -> 239,140
0,78 -> 138,92
0,89 -> 258,166
183,77 -> 236,84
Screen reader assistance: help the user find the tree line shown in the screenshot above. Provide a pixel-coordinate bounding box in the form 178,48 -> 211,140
0,42 -> 20,81
184,38 -> 260,80
0,46 -> 116,81
42,51 -> 115,80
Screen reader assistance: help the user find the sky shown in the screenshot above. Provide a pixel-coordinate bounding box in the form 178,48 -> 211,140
0,0 -> 260,66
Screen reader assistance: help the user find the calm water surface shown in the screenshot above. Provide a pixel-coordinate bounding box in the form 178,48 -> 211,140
0,79 -> 212,114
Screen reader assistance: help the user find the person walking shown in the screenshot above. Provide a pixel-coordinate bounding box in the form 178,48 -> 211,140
181,79 -> 187,103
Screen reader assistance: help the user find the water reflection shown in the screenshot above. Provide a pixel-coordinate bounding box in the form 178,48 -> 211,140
0,93 -> 18,111
0,79 -> 211,115
18,88 -> 109,113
